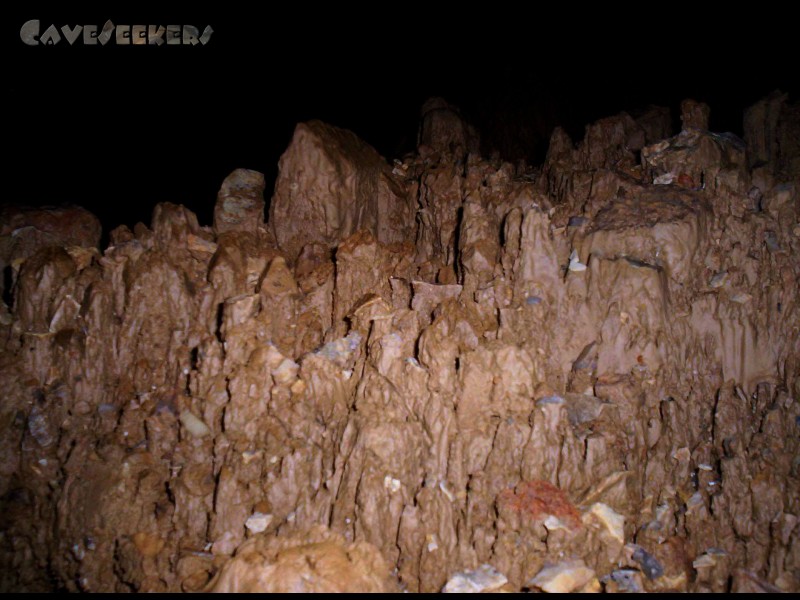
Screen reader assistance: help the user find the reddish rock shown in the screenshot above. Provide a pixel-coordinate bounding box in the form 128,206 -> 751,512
498,480 -> 582,530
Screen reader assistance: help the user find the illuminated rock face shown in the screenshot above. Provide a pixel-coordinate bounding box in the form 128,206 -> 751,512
269,120 -> 415,262
0,95 -> 798,593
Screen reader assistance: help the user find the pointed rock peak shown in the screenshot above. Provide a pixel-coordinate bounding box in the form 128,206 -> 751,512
213,168 -> 266,236
418,97 -> 480,159
680,99 -> 710,131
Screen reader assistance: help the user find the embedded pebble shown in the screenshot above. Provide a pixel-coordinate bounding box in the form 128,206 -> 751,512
242,450 -> 261,465
693,553 -> 717,568
631,545 -> 664,580
27,406 -> 54,448
686,492 -> 705,508
583,502 -> 625,544
272,358 -> 299,386
314,332 -> 362,367
383,476 -> 401,493
537,395 -> 565,406
607,569 -> 644,593
568,250 -> 587,272
526,296 -> 543,305
245,512 -> 273,534
179,410 -> 211,438
544,515 -> 572,532
764,231 -> 780,252
443,564 -> 508,593
730,292 -> 753,304
568,216 -> 589,227
71,543 -> 85,561
439,481 -> 455,502
528,560 -> 597,593
672,447 -> 690,462
290,379 -> 306,395
709,271 -> 727,288
653,172 -> 676,185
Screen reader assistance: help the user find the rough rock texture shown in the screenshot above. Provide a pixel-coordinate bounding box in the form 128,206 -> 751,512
1,94 -> 799,593
680,99 -> 711,131
269,120 -> 414,262
213,169 -> 267,236
744,90 -> 800,182
206,525 -> 397,593
0,205 -> 101,319
418,97 -> 481,160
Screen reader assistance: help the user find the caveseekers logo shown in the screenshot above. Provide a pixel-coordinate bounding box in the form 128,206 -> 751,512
20,19 -> 213,46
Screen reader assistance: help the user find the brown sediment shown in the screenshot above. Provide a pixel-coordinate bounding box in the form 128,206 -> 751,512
0,93 -> 798,593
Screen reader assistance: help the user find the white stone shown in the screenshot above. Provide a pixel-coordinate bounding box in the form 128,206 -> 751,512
179,410 -> 211,438
568,249 -> 587,272
654,173 -> 675,185
245,512 -> 273,534
439,481 -> 455,502
693,554 -> 716,568
443,564 -> 508,593
384,476 -> 401,493
544,515 -> 572,532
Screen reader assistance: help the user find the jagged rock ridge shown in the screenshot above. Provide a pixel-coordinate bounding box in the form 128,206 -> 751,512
0,94 -> 798,593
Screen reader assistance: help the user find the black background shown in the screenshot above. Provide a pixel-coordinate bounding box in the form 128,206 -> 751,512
6,6 -> 798,238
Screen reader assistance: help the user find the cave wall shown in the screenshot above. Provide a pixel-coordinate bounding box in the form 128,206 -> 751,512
0,95 -> 798,593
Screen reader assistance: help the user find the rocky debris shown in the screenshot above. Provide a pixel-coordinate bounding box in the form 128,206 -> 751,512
206,526 -> 398,593
605,569 -> 645,593
528,559 -> 599,593
0,94 -> 798,593
629,544 -> 664,580
642,128 -> 748,196
442,563 -> 509,593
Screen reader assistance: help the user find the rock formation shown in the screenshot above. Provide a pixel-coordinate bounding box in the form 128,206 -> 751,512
0,93 -> 798,592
